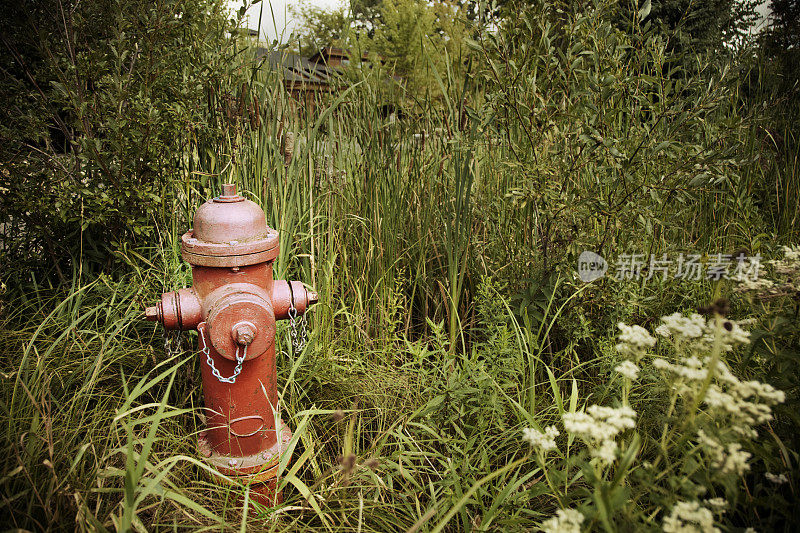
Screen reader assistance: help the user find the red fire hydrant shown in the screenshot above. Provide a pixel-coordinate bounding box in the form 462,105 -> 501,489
145,183 -> 316,503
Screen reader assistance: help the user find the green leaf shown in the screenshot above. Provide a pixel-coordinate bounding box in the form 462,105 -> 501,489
639,0 -> 652,21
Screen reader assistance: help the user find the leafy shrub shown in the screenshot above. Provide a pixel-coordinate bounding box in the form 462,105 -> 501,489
0,0 -> 246,282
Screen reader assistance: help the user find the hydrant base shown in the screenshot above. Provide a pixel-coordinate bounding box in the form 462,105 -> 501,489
198,421 -> 292,506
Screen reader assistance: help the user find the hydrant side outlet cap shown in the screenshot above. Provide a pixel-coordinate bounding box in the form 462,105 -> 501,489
207,289 -> 276,360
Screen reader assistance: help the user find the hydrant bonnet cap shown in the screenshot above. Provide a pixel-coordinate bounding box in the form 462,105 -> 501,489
193,186 -> 267,244
181,184 -> 280,267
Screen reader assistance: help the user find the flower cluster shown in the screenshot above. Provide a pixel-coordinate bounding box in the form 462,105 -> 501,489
703,497 -> 727,512
773,245 -> 800,274
738,277 -> 776,293
614,360 -> 640,380
540,509 -> 585,533
655,312 -> 750,352
521,308 -> 787,530
563,405 -> 636,463
522,425 -> 559,452
704,368 -> 785,427
653,314 -> 784,475
616,322 -> 656,359
653,356 -> 707,381
765,472 -> 788,484
697,430 -> 752,476
662,501 -> 720,533
614,322 -> 648,384
655,313 -> 706,339
655,351 -> 783,442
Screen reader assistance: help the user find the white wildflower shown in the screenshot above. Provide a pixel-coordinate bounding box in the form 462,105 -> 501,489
688,319 -> 749,352
522,426 -> 560,452
563,406 -> 635,463
744,528 -> 756,533
657,313 -> 706,339
663,501 -> 720,533
653,358 -> 670,370
591,439 -> 618,463
719,443 -> 751,475
615,360 -> 640,380
737,248 -> 800,296
652,357 -> 707,381
731,425 -> 759,439
696,430 -> 751,475
697,430 -> 723,457
781,245 -> 800,262
699,360 -> 785,430
587,405 -> 637,432
563,411 -> 613,440
540,508 -> 585,533
563,407 -> 634,441
705,385 -> 774,425
657,313 -> 750,352
772,248 -> 800,276
737,277 -> 774,292
654,343 -> 783,441
616,322 -> 656,358
703,497 -> 727,512
717,320 -> 751,349
765,472 -> 788,484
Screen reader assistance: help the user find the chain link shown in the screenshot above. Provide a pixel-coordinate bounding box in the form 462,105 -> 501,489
287,295 -> 308,354
198,324 -> 247,384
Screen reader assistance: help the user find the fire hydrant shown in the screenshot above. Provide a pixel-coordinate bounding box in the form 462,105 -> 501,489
145,183 -> 316,503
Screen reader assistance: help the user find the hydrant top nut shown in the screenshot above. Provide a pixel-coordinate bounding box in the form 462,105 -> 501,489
216,183 -> 245,203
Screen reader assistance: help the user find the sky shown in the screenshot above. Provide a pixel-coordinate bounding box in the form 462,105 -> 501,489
229,0 -> 773,45
229,0 -> 342,43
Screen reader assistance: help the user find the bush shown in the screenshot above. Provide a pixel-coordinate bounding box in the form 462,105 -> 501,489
0,0 -> 245,282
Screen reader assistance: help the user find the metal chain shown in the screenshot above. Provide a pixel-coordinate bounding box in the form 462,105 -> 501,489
197,324 -> 247,384
287,298 -> 308,354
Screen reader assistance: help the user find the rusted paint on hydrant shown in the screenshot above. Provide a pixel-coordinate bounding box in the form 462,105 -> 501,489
145,183 -> 316,505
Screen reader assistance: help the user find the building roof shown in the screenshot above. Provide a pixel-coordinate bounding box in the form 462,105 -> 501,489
255,48 -> 339,85
255,47 -> 394,90
308,47 -> 375,64
230,28 -> 259,37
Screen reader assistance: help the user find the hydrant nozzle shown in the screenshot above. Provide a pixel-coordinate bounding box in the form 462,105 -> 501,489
144,183 -> 316,505
144,305 -> 159,321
